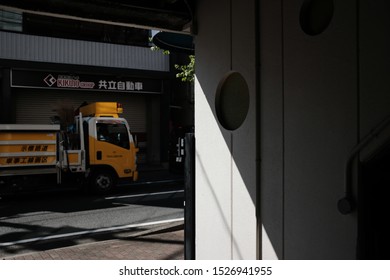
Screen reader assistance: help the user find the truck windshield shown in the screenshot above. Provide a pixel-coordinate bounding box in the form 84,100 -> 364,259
96,122 -> 130,149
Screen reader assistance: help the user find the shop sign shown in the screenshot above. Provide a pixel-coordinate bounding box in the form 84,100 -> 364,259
11,70 -> 162,94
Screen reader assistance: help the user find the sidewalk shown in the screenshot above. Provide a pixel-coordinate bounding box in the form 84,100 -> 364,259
136,164 -> 184,183
3,223 -> 184,260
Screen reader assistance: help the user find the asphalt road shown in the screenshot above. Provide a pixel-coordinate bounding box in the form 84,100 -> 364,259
0,181 -> 184,258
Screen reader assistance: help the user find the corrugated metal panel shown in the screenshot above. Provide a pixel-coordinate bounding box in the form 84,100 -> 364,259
15,89 -> 146,133
0,32 -> 169,72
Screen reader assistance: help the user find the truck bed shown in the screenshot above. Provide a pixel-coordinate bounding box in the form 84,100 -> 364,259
0,124 -> 60,176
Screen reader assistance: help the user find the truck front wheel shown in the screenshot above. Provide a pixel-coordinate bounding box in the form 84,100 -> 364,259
89,169 -> 116,194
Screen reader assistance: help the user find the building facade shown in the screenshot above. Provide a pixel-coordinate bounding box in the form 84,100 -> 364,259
0,13 -> 184,165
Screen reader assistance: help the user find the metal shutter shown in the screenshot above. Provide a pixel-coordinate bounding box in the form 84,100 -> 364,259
15,89 -> 146,132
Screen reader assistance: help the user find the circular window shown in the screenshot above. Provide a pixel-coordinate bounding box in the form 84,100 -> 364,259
300,0 -> 334,36
215,71 -> 250,131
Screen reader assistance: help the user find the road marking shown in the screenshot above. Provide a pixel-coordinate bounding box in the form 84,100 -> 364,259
118,179 -> 183,187
0,218 -> 184,247
104,189 -> 184,200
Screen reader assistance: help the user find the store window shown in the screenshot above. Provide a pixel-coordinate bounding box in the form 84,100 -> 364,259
0,9 -> 22,32
23,13 -> 150,47
0,7 -> 149,47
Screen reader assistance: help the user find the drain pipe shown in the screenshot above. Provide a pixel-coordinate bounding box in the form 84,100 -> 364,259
338,114 -> 390,214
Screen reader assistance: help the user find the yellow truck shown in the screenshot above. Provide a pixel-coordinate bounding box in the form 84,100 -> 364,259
0,102 -> 138,194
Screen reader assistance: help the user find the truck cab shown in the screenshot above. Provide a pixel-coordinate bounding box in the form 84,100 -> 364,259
78,102 -> 138,193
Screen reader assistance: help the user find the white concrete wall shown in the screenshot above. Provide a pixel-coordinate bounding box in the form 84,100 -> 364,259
195,0 -> 390,259
195,0 -> 257,259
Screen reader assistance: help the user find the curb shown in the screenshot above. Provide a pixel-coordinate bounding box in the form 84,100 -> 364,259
1,220 -> 184,260
125,220 -> 184,238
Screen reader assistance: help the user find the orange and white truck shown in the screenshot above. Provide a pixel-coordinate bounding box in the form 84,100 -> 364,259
0,102 -> 138,194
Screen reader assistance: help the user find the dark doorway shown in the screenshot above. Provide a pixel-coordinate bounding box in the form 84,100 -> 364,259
358,143 -> 390,259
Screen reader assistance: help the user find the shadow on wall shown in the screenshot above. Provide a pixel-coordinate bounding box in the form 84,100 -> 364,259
195,68 -> 258,259
196,153 -> 245,259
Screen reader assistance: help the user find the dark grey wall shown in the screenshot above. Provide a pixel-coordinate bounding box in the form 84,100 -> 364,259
360,1 -> 390,137
284,0 -> 358,260
261,0 -> 358,259
261,0 -> 390,259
